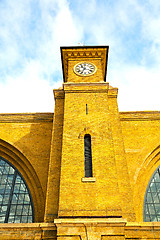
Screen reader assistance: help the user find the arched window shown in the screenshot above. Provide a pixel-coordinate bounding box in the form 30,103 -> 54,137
84,134 -> 93,177
0,157 -> 34,223
144,166 -> 160,221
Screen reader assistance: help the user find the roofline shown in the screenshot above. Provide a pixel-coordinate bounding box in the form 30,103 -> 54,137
60,45 -> 109,50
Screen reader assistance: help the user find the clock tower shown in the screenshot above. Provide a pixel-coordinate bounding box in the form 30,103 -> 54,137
61,46 -> 108,83
45,46 -> 135,239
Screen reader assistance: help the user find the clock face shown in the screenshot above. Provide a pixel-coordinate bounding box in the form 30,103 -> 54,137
73,62 -> 97,76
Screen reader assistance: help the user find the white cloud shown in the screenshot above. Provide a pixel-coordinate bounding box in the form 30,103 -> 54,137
0,59 -> 62,113
0,0 -> 160,112
0,0 -> 84,112
110,64 -> 160,111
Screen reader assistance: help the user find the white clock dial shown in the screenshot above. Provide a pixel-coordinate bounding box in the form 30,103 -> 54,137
73,62 -> 97,76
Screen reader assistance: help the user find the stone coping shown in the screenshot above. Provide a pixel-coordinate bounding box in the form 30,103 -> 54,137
0,222 -> 56,230
120,111 -> 160,121
0,113 -> 53,123
54,218 -> 127,227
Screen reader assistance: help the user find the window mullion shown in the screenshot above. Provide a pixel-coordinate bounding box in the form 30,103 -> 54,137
4,171 -> 17,223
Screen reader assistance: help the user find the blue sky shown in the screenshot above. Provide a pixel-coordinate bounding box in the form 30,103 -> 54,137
0,0 -> 160,112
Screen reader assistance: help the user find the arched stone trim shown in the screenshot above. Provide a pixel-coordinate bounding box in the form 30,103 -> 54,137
78,127 -> 95,139
133,144 -> 160,221
134,136 -> 160,184
0,139 -> 44,222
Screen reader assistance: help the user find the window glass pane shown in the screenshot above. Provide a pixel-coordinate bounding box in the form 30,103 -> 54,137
22,205 -> 30,215
0,157 -> 34,223
150,182 -> 156,192
144,166 -> 160,221
22,216 -> 28,223
9,205 -> 16,216
84,134 -> 93,177
155,204 -> 160,214
0,216 -> 5,223
153,194 -> 159,203
154,172 -> 160,182
28,216 -> 32,222
148,204 -> 155,215
146,193 -> 152,203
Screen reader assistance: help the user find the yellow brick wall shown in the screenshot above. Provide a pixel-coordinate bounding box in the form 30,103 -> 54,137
1,46 -> 160,239
0,113 -> 53,222
44,90 -> 65,222
59,83 -> 122,217
120,111 -> 160,222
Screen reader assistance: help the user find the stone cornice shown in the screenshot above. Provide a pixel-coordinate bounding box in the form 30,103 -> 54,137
0,222 -> 56,239
0,222 -> 56,230
125,222 -> 160,239
0,113 -> 53,123
120,111 -> 160,121
62,82 -> 118,95
54,218 -> 127,227
63,82 -> 109,93
53,89 -> 65,99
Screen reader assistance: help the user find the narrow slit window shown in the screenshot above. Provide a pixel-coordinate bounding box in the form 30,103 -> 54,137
84,134 -> 93,177
86,104 -> 88,115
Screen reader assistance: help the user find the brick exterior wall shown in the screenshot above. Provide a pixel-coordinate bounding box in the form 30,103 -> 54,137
0,47 -> 160,239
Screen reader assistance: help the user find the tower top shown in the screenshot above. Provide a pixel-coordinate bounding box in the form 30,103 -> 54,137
60,46 -> 109,83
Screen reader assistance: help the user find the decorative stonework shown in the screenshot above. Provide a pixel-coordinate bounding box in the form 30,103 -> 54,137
54,218 -> 126,240
61,47 -> 109,82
